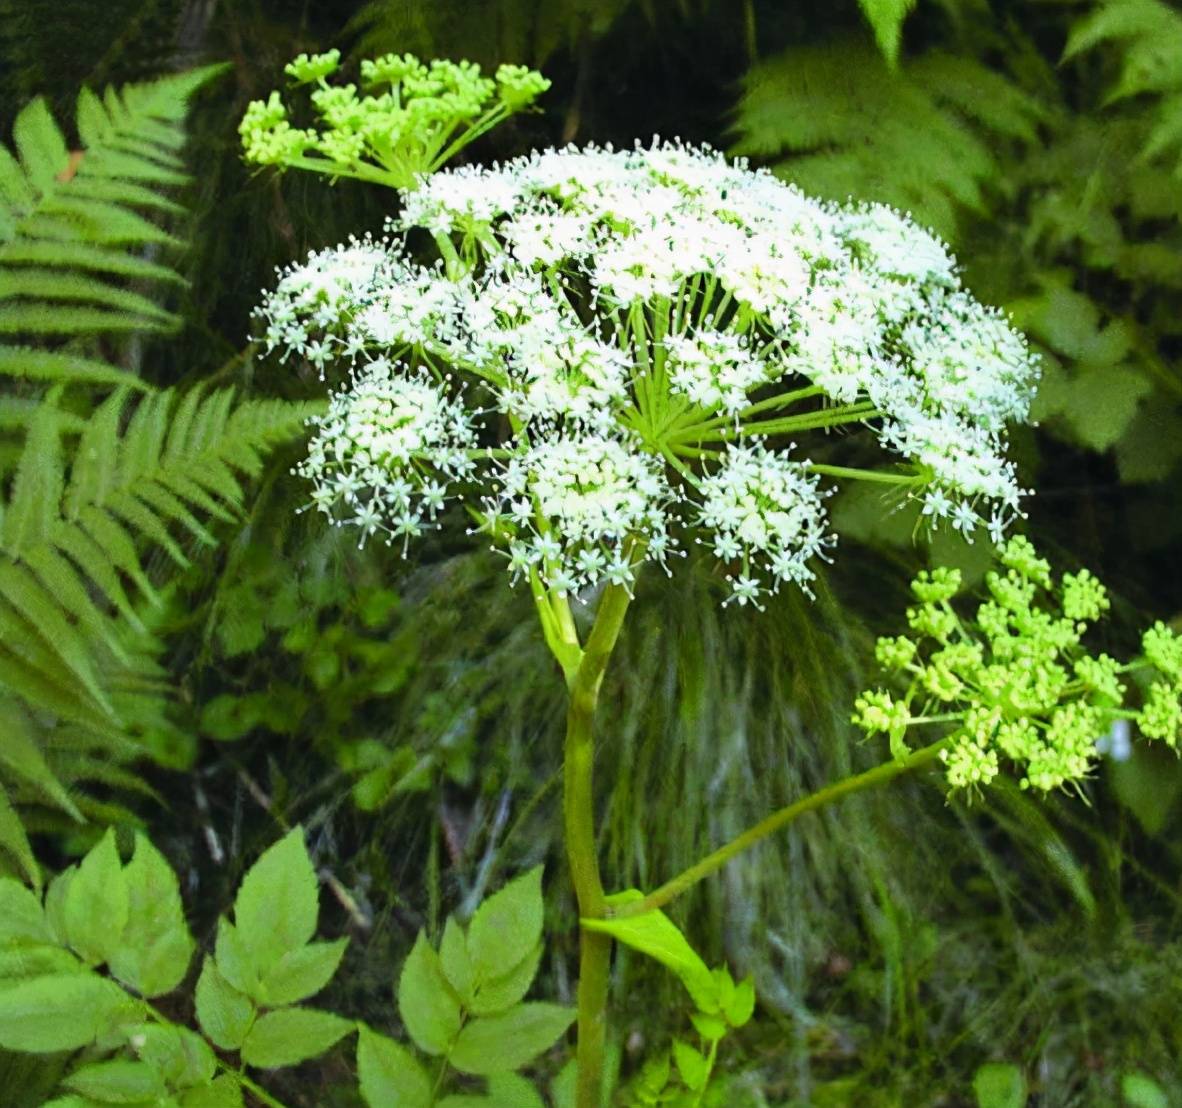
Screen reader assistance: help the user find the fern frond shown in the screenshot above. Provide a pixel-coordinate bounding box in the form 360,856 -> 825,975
0,385 -> 317,863
0,66 -> 222,373
730,42 -> 1046,239
0,389 -> 319,714
1064,0 -> 1182,173
0,780 -> 38,887
0,346 -> 149,387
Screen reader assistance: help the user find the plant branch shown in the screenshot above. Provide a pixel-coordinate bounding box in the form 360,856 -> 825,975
610,737 -> 953,919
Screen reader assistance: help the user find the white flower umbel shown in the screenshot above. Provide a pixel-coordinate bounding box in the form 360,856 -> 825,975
696,443 -> 831,606
297,359 -> 476,547
484,434 -> 674,596
258,140 -> 1040,603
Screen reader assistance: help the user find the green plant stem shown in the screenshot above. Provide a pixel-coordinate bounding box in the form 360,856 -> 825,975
610,737 -> 953,919
235,1069 -> 290,1108
554,580 -> 634,1108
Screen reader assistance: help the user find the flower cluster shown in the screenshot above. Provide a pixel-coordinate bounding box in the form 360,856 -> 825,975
696,445 -> 831,605
253,125 -> 1040,606
853,537 -> 1182,791
240,51 -> 550,189
484,435 -> 675,596
296,359 -> 476,548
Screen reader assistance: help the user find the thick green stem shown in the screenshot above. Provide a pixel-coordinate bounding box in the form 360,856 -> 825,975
610,737 -> 952,919
554,581 -> 634,1108
566,693 -> 610,1108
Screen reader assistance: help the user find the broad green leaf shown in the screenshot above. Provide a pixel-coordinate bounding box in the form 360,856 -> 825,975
584,893 -> 718,1012
182,1076 -> 246,1107
1060,365 -> 1152,452
398,931 -> 461,1056
437,1073 -> 547,1108
0,972 -> 132,1051
673,1040 -> 708,1092
356,1026 -> 431,1108
44,866 -> 74,945
972,1062 -> 1026,1108
723,975 -> 756,1028
0,944 -> 83,981
1110,741 -> 1182,836
551,1059 -> 578,1108
108,834 -> 194,997
195,956 -> 256,1051
486,1074 -> 546,1108
1122,1072 -> 1169,1108
466,866 -> 544,985
439,917 -> 474,1006
690,1012 -> 727,1041
0,877 -> 50,943
128,1023 -> 217,1090
63,1059 -> 166,1103
239,1007 -> 353,1069
256,937 -> 348,1007
214,919 -> 259,997
233,828 -> 318,976
449,1002 -> 575,1076
469,942 -> 542,1016
64,830 -> 128,965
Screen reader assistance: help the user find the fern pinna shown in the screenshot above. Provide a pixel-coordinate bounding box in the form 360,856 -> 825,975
0,67 -> 227,388
0,68 -> 320,882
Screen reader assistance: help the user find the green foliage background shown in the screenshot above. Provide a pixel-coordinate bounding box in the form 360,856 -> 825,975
3,0 -> 1182,1104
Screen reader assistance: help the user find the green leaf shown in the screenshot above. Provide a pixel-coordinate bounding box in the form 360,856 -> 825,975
233,828 -> 319,976
1110,740 -> 1182,836
398,931 -> 461,1056
0,784 -> 39,888
108,834 -> 194,997
672,1040 -> 709,1092
0,944 -> 83,982
439,916 -> 474,1006
356,1026 -> 431,1108
63,1059 -> 166,1103
449,1002 -> 575,1076
437,1073 -> 548,1108
973,1062 -> 1027,1108
723,975 -> 756,1028
43,866 -> 74,945
214,918 -> 259,997
858,0 -> 917,68
551,1060 -> 578,1108
1122,1072 -> 1169,1108
467,866 -> 544,987
239,1007 -> 353,1069
469,942 -> 542,1017
195,956 -> 256,1052
0,877 -> 50,943
64,829 -> 128,965
257,938 -> 348,1007
129,1023 -> 217,1090
181,1076 -> 246,1107
690,1012 -> 727,1042
1060,365 -> 1153,452
486,1073 -> 546,1108
0,971 -> 132,1051
584,894 -> 718,1012
0,697 -> 82,819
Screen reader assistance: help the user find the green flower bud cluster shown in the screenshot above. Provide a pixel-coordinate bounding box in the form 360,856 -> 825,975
854,536 -> 1182,792
239,50 -> 551,190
